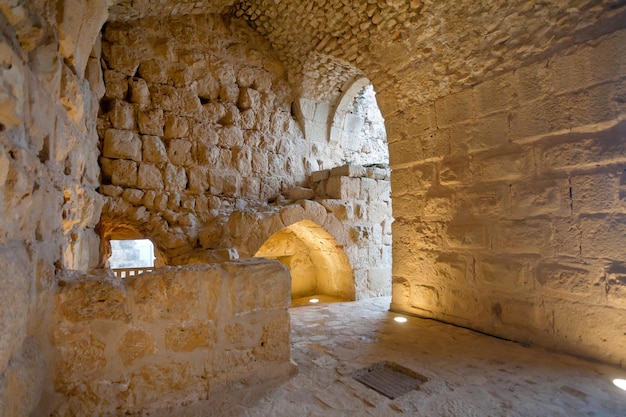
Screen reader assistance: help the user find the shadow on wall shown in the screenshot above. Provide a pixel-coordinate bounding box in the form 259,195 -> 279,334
254,219 -> 354,303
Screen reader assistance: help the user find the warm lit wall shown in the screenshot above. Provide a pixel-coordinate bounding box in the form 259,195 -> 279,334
97,14 -> 393,299
388,29 -> 626,366
97,14 -> 348,260
39,260 -> 293,416
255,219 -> 355,300
236,0 -> 626,367
0,1 -> 107,414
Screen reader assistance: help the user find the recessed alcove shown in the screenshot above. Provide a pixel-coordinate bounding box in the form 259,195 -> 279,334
254,219 -> 354,304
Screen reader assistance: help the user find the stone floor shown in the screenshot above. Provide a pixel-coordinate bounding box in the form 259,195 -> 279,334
159,297 -> 626,417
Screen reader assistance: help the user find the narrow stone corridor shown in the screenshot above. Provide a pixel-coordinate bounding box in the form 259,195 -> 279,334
157,297 -> 626,417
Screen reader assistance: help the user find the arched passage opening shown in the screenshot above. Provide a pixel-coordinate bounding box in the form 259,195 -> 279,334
254,220 -> 354,305
96,222 -> 167,276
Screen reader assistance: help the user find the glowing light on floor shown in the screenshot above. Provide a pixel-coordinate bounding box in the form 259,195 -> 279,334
394,317 -> 407,323
309,298 -> 320,304
614,378 -> 626,391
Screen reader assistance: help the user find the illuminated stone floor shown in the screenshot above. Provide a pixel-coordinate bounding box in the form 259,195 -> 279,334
158,297 -> 626,417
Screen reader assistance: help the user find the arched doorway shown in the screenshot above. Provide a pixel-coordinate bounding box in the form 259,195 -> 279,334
254,220 -> 354,305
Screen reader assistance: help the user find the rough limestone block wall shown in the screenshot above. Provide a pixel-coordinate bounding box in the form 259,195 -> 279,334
310,164 -> 393,299
389,28 -> 626,367
97,14 -> 392,299
98,14 -> 347,260
42,259 -> 293,416
0,1 -> 107,414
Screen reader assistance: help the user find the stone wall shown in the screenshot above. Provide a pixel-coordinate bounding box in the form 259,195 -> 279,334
0,1 -> 106,415
97,14 -> 394,299
97,14 -> 348,260
389,28 -> 626,367
40,259 -> 293,416
230,0 -> 626,367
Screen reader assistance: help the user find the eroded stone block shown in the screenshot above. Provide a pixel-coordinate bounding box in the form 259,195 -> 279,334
103,129 -> 142,161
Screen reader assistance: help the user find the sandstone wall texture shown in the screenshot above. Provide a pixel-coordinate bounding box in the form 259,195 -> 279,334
229,0 -> 626,367
97,14 -> 393,300
39,259 -> 293,416
388,28 -> 626,367
0,1 -> 107,415
2,1 -> 626,415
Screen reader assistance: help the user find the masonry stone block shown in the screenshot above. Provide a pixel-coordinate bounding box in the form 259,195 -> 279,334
571,172 -> 620,214
108,100 -> 135,130
491,219 -> 552,255
288,186 -> 314,200
128,77 -> 151,107
187,166 -> 209,193
196,74 -> 219,101
310,169 -> 330,183
142,135 -> 168,163
137,108 -> 164,136
164,163 -> 187,191
103,129 -> 142,161
167,139 -> 193,166
581,214 -> 626,260
238,87 -> 261,111
472,72 -> 516,116
326,176 -> 361,200
474,148 -> 533,183
535,261 -> 601,296
110,159 -> 138,187
165,320 -> 216,352
122,188 -> 144,205
435,88 -> 475,127
510,179 -> 571,218
330,164 -> 366,178
150,84 -> 180,112
163,115 -> 189,139
138,59 -> 169,84
104,69 -> 128,100
137,163 -> 164,190
218,102 -> 240,125
219,83 -> 240,103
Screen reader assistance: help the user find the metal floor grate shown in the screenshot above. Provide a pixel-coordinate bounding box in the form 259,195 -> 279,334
352,361 -> 428,399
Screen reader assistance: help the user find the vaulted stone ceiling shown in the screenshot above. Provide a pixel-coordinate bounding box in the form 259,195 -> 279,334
107,0 -> 239,21
106,0 -> 626,110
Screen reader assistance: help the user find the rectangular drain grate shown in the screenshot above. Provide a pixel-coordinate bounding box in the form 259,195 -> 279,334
352,361 -> 428,399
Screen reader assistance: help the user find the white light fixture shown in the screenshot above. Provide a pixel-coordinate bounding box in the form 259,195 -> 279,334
309,298 -> 320,304
394,316 -> 407,323
614,378 -> 626,391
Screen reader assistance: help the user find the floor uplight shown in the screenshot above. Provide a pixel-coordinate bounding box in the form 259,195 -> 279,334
309,298 -> 320,304
614,378 -> 626,391
394,316 -> 407,323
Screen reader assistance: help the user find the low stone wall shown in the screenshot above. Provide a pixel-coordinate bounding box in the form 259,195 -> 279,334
43,259 -> 294,416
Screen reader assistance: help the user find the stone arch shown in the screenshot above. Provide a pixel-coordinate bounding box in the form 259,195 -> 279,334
96,222 -> 167,268
328,76 -> 371,145
254,219 -> 354,302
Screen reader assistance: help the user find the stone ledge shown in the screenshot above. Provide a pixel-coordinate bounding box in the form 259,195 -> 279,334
45,260 -> 292,416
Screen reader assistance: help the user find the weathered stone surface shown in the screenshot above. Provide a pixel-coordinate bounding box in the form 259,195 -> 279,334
118,329 -> 156,366
128,77 -> 151,106
103,129 -> 142,161
165,320 -> 215,352
226,260 -> 290,316
57,277 -> 128,322
137,163 -> 164,189
138,108 -> 164,136
326,176 -> 361,200
45,262 -> 291,415
142,135 -> 168,163
110,159 -> 138,187
3,3 -> 625,416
